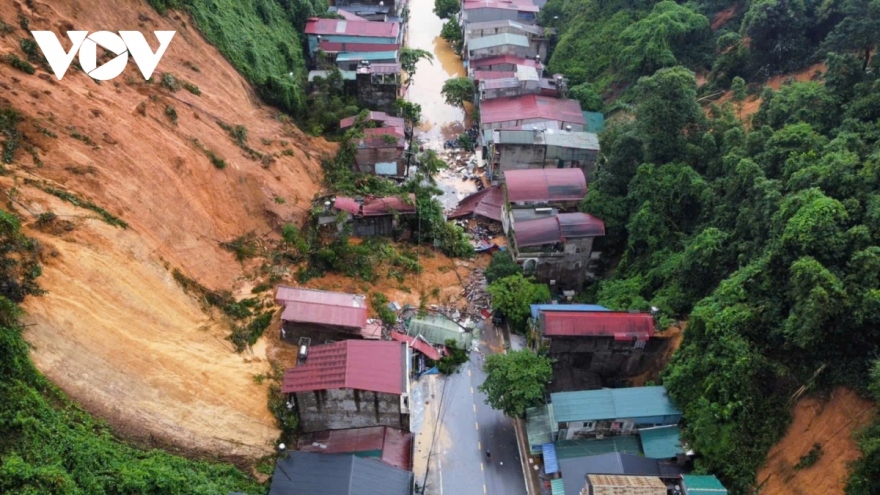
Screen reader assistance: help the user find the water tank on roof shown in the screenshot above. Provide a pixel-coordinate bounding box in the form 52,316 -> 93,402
298,345 -> 308,361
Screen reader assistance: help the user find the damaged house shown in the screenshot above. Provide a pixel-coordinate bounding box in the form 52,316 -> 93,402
319,194 -> 417,237
282,340 -> 411,432
353,126 -> 408,177
275,286 -> 370,344
488,126 -> 600,178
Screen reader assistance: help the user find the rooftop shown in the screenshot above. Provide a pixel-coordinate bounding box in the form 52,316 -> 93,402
340,111 -> 406,130
505,168 -> 587,203
466,19 -> 546,36
282,340 -> 406,395
639,425 -> 683,459
470,55 -> 543,69
305,18 -> 400,38
681,474 -> 728,494
309,69 -> 356,82
526,404 -> 557,453
407,315 -> 473,348
469,33 -> 530,51
513,213 -> 605,248
447,186 -> 504,221
586,474 -> 667,495
356,63 -> 401,74
334,8 -> 369,21
269,451 -> 412,495
319,41 -> 400,53
359,127 -> 406,148
530,303 -> 609,319
463,0 -> 540,12
583,111 -> 605,133
336,50 -> 398,62
555,436 -> 643,460
390,331 -> 442,361
333,194 -> 417,217
276,286 -> 367,329
540,311 -> 654,341
550,386 -> 682,423
473,70 -> 517,81
495,128 -> 600,149
296,426 -> 414,471
480,95 -> 585,125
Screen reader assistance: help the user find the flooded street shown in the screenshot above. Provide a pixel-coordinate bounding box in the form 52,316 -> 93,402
405,0 -> 467,146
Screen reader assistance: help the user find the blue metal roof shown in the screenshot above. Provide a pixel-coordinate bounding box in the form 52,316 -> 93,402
336,51 -> 398,62
639,425 -> 683,459
681,474 -> 728,494
542,443 -> 559,475
530,303 -> 609,319
550,386 -> 681,423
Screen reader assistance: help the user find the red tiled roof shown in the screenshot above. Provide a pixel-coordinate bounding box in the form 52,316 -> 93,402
505,168 -> 587,202
390,331 -> 442,361
448,186 -> 503,221
305,18 -> 400,38
282,340 -> 405,394
319,41 -> 400,53
541,311 -> 655,341
513,213 -> 605,247
276,286 -> 367,329
297,426 -> 414,471
339,111 -> 405,130
472,70 -> 516,81
470,55 -> 542,69
480,95 -> 585,126
463,0 -> 540,12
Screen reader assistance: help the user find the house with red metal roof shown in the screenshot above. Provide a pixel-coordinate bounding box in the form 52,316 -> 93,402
282,340 -> 411,432
350,126 -> 408,177
304,18 -> 401,58
462,0 -> 539,25
339,111 -> 405,131
296,426 -> 414,471
479,94 -> 586,131
318,194 -> 417,237
275,286 -> 370,344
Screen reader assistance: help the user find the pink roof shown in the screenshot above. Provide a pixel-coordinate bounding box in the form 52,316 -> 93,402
470,55 -> 542,69
473,70 -> 516,81
361,127 -> 405,148
513,213 -> 605,247
463,0 -> 540,12
297,426 -> 414,471
448,186 -> 503,221
282,340 -> 405,394
481,95 -> 585,126
334,194 -> 417,217
319,41 -> 400,53
335,9 -> 369,21
305,18 -> 400,38
391,331 -> 442,361
505,168 -> 587,202
339,111 -> 405,130
276,286 -> 367,329
541,311 -> 655,341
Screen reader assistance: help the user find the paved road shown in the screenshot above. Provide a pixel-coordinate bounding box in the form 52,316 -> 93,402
425,323 -> 527,495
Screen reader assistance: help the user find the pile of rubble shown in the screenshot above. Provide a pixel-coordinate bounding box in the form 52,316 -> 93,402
462,266 -> 491,317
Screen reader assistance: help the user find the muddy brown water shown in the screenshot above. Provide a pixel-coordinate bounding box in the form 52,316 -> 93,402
405,0 -> 470,144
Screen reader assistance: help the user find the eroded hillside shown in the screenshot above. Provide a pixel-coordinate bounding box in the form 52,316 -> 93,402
0,0 -> 333,461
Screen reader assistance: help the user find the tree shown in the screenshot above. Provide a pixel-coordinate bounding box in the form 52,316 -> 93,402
741,0 -> 810,71
393,99 -> 422,137
634,66 -> 706,164
822,0 -> 880,70
417,149 -> 448,178
478,350 -> 553,418
731,77 -> 747,102
399,47 -> 434,80
441,77 -> 475,110
440,18 -> 464,54
617,1 -> 710,77
485,252 -> 521,284
434,0 -> 460,19
487,274 -> 551,333
570,82 -> 603,112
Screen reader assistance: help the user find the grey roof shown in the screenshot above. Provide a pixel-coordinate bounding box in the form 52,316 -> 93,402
406,315 -> 473,348
559,453 -> 683,495
269,451 -> 412,495
466,19 -> 546,36
469,33 -> 530,51
494,129 -> 599,149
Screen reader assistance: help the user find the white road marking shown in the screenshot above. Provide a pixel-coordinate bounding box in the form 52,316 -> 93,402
468,369 -> 471,377
470,386 -> 474,394
484,484 -> 487,494
475,422 -> 479,431
481,462 -> 484,472
473,404 -> 476,413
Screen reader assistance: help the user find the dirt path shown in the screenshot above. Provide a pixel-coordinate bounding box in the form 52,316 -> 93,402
756,387 -> 875,495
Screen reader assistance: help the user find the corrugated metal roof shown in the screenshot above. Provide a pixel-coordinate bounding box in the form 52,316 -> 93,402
297,426 -> 414,471
470,55 -> 543,69
473,70 -> 517,81
541,310 -> 652,340
530,303 -> 609,319
583,111 -> 605,133
543,443 -> 560,474
390,331 -> 442,361
564,452 -> 683,477
466,19 -> 545,35
340,111 -> 405,129
542,130 -> 600,150
550,386 -> 682,423
334,9 -> 369,21
335,194 -> 416,217
557,212 -> 606,238
505,168 -> 587,202
481,77 -> 521,90
516,64 -> 540,81
587,474 -> 667,495
681,475 -> 728,494
407,315 -> 472,348
513,213 -> 605,248
480,95 -> 585,126
336,50 -> 398,62
555,436 -> 643,460
357,63 -> 401,74
639,425 -> 682,459
526,404 -> 557,453
282,340 -> 405,395
334,196 -> 361,215
463,0 -> 540,12
469,33 -> 530,51
269,451 -> 412,495
276,286 -> 368,329
329,4 -> 391,15
319,41 -> 400,53
550,478 -> 565,495
305,18 -> 400,38
448,186 -> 503,221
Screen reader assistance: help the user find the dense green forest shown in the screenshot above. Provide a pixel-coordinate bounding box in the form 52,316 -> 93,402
538,0 -> 880,491
0,210 -> 262,494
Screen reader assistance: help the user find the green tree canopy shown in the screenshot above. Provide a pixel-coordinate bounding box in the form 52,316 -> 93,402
441,77 -> 476,110
487,274 -> 551,333
479,350 -> 553,418
400,48 -> 434,79
434,0 -> 460,19
485,251 -> 521,284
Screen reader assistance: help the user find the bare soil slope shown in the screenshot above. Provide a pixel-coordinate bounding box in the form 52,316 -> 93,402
757,388 -> 875,495
1,0 -> 333,461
